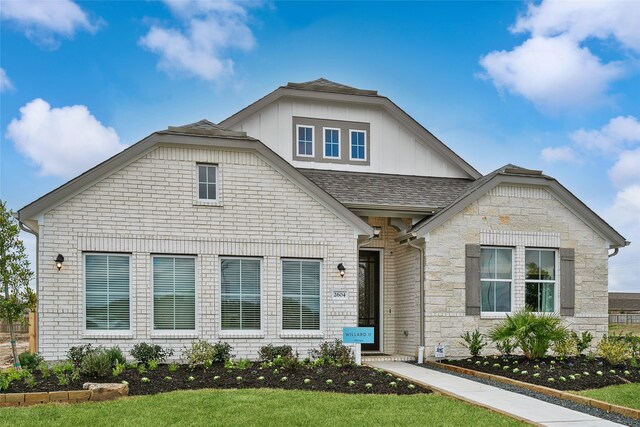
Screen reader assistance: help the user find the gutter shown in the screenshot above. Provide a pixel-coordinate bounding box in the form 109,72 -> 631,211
14,213 -> 39,353
406,238 -> 425,350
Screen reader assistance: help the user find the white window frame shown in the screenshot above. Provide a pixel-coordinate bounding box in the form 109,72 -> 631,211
281,258 -> 322,333
296,125 -> 315,157
524,248 -> 558,313
219,257 -> 263,333
480,246 -> 514,316
349,129 -> 367,161
151,254 -> 198,334
196,163 -> 218,202
83,252 -> 132,336
322,127 -> 341,159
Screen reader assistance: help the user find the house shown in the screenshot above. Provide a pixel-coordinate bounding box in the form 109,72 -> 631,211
17,79 -> 629,361
609,293 -> 640,314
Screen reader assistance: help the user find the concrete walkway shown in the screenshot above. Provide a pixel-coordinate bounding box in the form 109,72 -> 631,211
367,361 -> 625,427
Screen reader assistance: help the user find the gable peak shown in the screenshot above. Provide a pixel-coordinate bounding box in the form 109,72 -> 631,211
286,78 -> 378,96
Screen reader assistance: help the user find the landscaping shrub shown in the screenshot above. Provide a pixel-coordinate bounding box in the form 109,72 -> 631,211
18,351 -> 44,370
130,342 -> 174,364
309,339 -> 354,366
552,336 -> 578,358
0,367 -> 28,391
597,335 -> 632,366
495,338 -> 516,356
67,344 -> 97,367
258,344 -> 295,362
80,348 -> 113,377
105,346 -> 126,366
609,333 -> 640,359
571,331 -> 593,355
488,309 -> 567,359
184,340 -> 233,367
460,329 -> 487,357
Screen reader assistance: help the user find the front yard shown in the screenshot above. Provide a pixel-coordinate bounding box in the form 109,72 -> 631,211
579,383 -> 640,411
0,388 -> 526,427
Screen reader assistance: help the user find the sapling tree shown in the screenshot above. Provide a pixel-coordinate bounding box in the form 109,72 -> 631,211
0,200 -> 36,367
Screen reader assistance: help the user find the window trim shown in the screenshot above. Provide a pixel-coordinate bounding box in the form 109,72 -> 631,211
196,163 -> 219,203
82,252 -> 132,336
524,248 -> 558,313
281,258 -> 322,333
322,127 -> 341,159
296,124 -> 315,158
151,254 -> 198,334
349,129 -> 367,161
479,246 -> 514,316
219,256 -> 263,333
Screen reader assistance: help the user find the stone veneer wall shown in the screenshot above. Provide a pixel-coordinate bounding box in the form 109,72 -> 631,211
37,145 -> 359,361
423,185 -> 609,357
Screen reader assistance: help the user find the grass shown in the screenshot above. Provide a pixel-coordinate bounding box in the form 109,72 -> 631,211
578,383 -> 640,410
609,324 -> 640,336
0,388 -> 526,427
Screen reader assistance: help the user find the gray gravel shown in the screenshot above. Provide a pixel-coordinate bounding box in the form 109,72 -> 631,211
415,362 -> 639,427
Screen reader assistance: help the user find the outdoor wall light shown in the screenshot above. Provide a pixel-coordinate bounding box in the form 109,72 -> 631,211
55,254 -> 65,271
337,263 -> 346,278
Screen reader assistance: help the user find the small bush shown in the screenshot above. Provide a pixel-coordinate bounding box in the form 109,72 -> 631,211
309,339 -> 354,366
571,331 -> 593,355
597,335 -> 632,366
112,362 -> 126,377
258,344 -> 294,362
184,340 -> 233,368
609,333 -> 640,359
552,337 -> 578,358
105,346 -> 126,366
67,344 -> 97,367
80,349 -> 113,377
495,338 -> 516,356
130,343 -> 173,364
18,352 -> 44,370
460,329 -> 487,357
0,367 -> 28,391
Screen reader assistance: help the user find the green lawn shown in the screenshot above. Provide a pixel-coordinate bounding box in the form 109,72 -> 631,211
0,388 -> 525,427
579,383 -> 640,410
609,324 -> 640,336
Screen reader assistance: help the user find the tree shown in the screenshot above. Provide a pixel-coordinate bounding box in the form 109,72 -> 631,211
0,200 -> 36,367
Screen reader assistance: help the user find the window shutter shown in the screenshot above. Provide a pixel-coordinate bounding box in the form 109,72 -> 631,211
465,244 -> 481,315
559,248 -> 575,316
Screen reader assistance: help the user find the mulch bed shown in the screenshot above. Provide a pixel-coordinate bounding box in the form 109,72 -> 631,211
441,355 -> 640,391
3,364 -> 429,396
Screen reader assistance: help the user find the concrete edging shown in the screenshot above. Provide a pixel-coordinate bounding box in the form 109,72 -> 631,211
0,383 -> 128,407
425,360 -> 640,421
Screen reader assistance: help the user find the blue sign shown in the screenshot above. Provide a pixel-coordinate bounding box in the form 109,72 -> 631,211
342,327 -> 375,344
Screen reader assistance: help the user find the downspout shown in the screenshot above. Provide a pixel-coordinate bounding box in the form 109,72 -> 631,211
608,248 -> 619,258
406,239 -> 425,350
16,216 -> 39,354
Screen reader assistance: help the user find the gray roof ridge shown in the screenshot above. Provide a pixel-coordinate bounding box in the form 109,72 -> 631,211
286,78 -> 378,96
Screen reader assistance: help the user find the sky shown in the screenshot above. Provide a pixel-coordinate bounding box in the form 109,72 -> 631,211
0,0 -> 639,292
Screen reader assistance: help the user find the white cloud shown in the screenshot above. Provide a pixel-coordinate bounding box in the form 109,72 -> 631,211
480,0 -> 640,110
541,145 -> 578,163
606,185 -> 640,292
6,99 -> 127,179
139,0 -> 257,81
570,116 -> 640,155
0,68 -> 14,92
0,0 -> 99,48
610,148 -> 640,188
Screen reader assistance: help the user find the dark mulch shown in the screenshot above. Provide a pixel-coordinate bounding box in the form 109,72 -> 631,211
442,355 -> 640,391
4,364 -> 428,396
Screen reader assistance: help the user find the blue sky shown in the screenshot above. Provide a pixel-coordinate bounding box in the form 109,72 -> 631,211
1,0 -> 639,291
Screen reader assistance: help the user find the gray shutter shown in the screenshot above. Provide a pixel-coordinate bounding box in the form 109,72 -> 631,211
465,244 -> 481,315
560,248 -> 575,316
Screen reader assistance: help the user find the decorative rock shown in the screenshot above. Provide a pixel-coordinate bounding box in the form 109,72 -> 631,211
83,383 -> 129,402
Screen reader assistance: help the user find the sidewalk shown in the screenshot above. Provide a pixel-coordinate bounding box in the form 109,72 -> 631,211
367,361 -> 625,427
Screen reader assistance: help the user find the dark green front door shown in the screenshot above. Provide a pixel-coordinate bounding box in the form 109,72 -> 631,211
358,250 -> 380,351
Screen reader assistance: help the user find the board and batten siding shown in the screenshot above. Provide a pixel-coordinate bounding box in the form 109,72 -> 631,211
230,98 -> 469,178
423,184 -> 609,357
37,146 -> 360,361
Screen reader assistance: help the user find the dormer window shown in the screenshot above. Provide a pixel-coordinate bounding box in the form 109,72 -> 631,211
350,130 -> 367,161
297,125 -> 314,157
323,128 -> 340,159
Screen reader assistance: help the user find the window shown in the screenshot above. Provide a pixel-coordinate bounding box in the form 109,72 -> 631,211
282,260 -> 320,330
197,164 -> 217,201
480,248 -> 512,312
525,249 -> 556,312
220,258 -> 261,330
323,128 -> 340,158
350,130 -> 366,160
85,254 -> 130,331
153,256 -> 196,330
297,125 -> 314,157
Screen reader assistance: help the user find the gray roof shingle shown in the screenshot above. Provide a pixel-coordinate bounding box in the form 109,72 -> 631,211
298,168 -> 474,209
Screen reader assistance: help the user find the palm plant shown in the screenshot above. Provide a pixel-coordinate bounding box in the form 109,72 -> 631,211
488,309 -> 567,359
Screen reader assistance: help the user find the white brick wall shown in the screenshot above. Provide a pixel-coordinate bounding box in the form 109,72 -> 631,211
423,184 -> 609,357
37,146 -> 359,361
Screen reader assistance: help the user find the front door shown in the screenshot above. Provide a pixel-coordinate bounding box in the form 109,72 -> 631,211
358,250 -> 380,351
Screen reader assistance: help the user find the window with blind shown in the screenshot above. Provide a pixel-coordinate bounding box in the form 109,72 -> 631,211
480,247 -> 512,313
282,260 -> 320,330
85,254 -> 130,331
153,256 -> 196,330
220,258 -> 261,330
